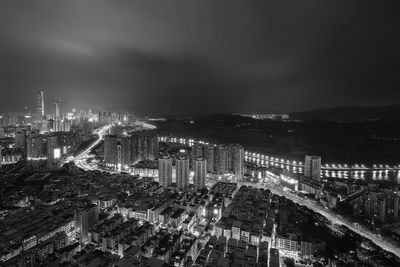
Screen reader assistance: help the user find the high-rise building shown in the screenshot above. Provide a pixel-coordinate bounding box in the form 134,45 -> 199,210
104,135 -> 119,168
47,135 -> 59,163
15,130 -> 26,149
215,145 -> 228,174
130,132 -> 158,162
227,144 -> 244,178
98,111 -> 112,124
120,136 -> 132,167
104,133 -> 158,170
176,157 -> 189,190
37,90 -> 44,119
194,158 -> 207,190
205,145 -> 215,173
305,156 -> 321,181
27,134 -> 44,159
62,120 -> 71,132
54,100 -> 61,132
0,146 -> 2,169
379,197 -> 386,223
158,156 -> 172,187
0,127 -> 4,138
394,195 -> 399,218
74,204 -> 99,242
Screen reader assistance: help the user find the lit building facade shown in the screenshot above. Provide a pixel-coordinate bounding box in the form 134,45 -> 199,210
176,157 -> 189,189
194,158 -> 207,190
158,156 -> 172,187
305,156 -> 321,181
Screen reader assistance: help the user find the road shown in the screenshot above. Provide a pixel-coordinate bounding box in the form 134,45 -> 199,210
68,124 -> 112,171
238,181 -> 400,258
69,127 -> 400,258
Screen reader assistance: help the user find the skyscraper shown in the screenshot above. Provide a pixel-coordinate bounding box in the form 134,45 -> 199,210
27,134 -> 44,159
176,157 -> 189,190
194,158 -> 207,190
205,145 -> 215,173
54,99 -> 61,132
14,130 -> 26,149
228,144 -> 244,178
158,156 -> 172,187
305,156 -> 321,181
47,135 -> 59,163
130,132 -> 158,162
215,145 -> 228,174
120,136 -> 132,167
104,135 -> 119,168
0,146 -> 2,169
37,90 -> 44,119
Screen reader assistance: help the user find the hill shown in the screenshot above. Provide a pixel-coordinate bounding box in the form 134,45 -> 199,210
290,104 -> 400,121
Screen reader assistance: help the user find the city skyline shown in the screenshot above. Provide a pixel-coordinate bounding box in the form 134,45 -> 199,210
1,2 -> 400,266
0,1 -> 399,115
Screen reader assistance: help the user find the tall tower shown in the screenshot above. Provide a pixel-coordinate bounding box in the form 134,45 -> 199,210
54,99 -> 61,132
158,156 -> 172,187
305,156 -> 321,181
37,90 -> 44,119
194,158 -> 207,190
0,146 -> 3,169
176,157 -> 189,190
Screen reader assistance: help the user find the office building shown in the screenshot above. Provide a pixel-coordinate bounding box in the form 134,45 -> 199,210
176,157 -> 189,190
98,111 -> 112,124
194,158 -> 207,190
120,136 -> 132,167
15,130 -> 26,149
158,156 -> 172,187
205,145 -> 215,173
47,135 -> 59,163
305,156 -> 321,181
37,90 -> 45,119
104,135 -> 119,168
104,133 -> 158,170
191,143 -> 204,167
54,100 -> 61,132
215,145 -> 228,174
74,204 -> 99,242
27,134 -> 44,159
131,132 -> 158,162
227,144 -> 245,178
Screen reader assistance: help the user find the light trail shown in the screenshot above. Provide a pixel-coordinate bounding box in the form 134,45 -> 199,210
69,128 -> 400,257
238,181 -> 400,258
67,124 -> 112,171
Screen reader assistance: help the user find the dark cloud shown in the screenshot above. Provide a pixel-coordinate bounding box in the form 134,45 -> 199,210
0,1 -> 399,114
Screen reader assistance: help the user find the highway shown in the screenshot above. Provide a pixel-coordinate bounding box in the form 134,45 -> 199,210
69,128 -> 400,258
238,181 -> 400,258
68,124 -> 112,171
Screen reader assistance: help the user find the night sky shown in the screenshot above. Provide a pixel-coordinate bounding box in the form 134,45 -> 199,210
0,1 -> 399,115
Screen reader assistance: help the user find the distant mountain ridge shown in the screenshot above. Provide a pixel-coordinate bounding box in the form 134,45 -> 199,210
290,104 -> 400,121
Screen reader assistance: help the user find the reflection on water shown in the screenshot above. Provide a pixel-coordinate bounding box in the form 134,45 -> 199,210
322,169 -> 400,182
257,161 -> 400,183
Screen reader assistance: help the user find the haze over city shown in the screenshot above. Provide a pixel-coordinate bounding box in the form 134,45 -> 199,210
1,2 -> 400,267
0,1 -> 399,114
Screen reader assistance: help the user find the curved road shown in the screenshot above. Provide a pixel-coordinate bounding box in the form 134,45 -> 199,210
70,127 -> 400,258
239,181 -> 400,258
68,124 -> 112,171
